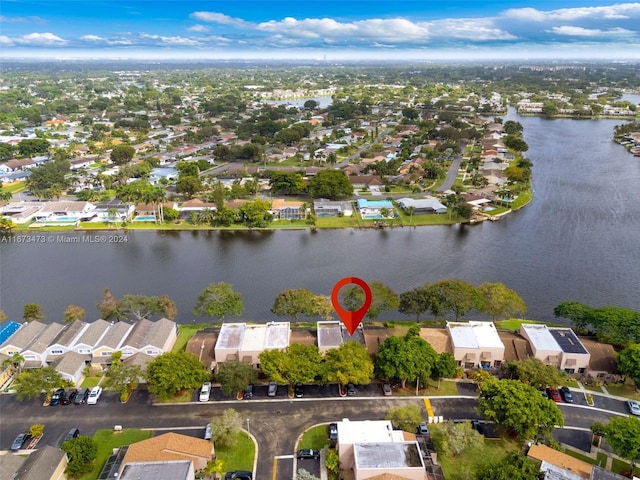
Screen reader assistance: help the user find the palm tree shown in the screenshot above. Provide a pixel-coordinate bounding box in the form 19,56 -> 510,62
198,208 -> 216,225
2,352 -> 25,376
406,206 -> 415,225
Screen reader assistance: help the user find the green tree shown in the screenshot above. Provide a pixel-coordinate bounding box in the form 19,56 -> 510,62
61,436 -> 98,477
23,303 -> 45,322
324,341 -> 374,386
476,282 -> 527,320
118,294 -> 175,321
14,366 -> 64,401
209,408 -> 244,448
259,343 -> 324,386
30,424 -> 45,438
217,360 -> 257,396
385,404 -> 423,432
193,282 -> 243,321
601,416 -> 640,472
503,121 -> 524,135
432,279 -> 480,320
239,199 -> 272,228
507,357 -> 567,389
145,351 -> 210,400
617,344 -> 640,388
105,364 -> 142,397
304,99 -> 318,110
475,452 -> 543,480
63,304 -> 86,324
341,281 -> 399,321
431,420 -> 484,457
478,379 -> 564,440
398,286 -> 431,321
110,144 -> 136,165
375,328 -> 438,389
434,352 -> 457,379
307,169 -> 353,200
271,288 -> 327,321
17,138 -> 50,157
26,159 -> 70,199
269,171 -> 306,195
176,176 -> 203,198
504,134 -> 529,153
96,288 -> 121,321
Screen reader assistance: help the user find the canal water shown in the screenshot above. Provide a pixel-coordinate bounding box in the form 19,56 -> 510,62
1,113 -> 639,323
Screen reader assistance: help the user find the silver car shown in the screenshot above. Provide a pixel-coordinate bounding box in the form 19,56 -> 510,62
628,400 -> 640,416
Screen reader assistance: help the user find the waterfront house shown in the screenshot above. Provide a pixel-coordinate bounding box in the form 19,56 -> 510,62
317,321 -> 365,354
33,201 -> 96,222
51,351 -> 88,385
20,322 -> 66,368
520,324 -> 590,374
313,198 -> 353,217
92,199 -> 135,222
117,318 -> 177,359
91,321 -> 135,363
0,321 -> 47,358
45,320 -> 89,359
214,322 -> 290,366
397,197 -> 447,215
70,319 -> 111,356
270,198 -> 306,220
447,321 -> 505,369
356,199 -> 395,219
178,198 -> 217,219
0,202 -> 44,224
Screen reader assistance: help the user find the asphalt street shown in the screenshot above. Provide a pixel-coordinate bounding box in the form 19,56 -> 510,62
0,384 -> 632,480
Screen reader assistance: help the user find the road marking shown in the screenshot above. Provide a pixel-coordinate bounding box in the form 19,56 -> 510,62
275,455 -> 294,459
423,397 -> 434,417
272,456 -> 278,480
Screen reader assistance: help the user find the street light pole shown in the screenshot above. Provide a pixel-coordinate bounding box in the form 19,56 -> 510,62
246,418 -> 250,434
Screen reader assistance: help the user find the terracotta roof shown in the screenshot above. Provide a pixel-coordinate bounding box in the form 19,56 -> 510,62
121,432 -> 213,470
527,444 -> 592,479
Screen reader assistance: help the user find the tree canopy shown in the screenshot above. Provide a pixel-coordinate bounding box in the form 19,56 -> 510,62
324,341 -> 374,386
193,282 -> 244,321
307,169 -> 353,200
507,357 -> 567,389
477,379 -> 564,440
217,360 -> 257,396
430,420 -> 484,457
110,144 -> 136,165
23,303 -> 45,322
616,344 -> 640,388
259,343 -> 324,385
271,288 -> 332,321
475,452 -> 543,480
63,304 -> 86,324
476,282 -> 527,320
209,408 -> 243,447
385,404 -> 423,432
14,366 -> 64,401
145,351 -> 210,400
600,416 -> 640,471
61,436 -> 98,478
340,281 -> 399,321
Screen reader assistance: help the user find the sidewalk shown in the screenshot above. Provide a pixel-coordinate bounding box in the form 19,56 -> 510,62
573,381 -> 632,402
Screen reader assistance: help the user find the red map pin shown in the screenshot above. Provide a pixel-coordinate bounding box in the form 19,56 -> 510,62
331,277 -> 372,335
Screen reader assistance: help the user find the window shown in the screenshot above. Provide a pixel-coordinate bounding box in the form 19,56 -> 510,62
146,350 -> 157,355
578,368 -> 586,374
564,368 -> 575,374
122,351 -> 133,356
101,351 -> 112,356
51,349 -> 63,355
78,348 -> 90,354
464,362 -> 475,369
24,355 -> 36,360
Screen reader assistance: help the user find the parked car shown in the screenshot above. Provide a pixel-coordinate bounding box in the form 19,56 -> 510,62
67,389 -> 78,404
87,386 -> 102,405
74,388 -> 89,405
294,383 -> 304,398
297,449 -> 320,460
328,423 -> 338,441
382,383 -> 392,396
62,428 -> 80,445
224,471 -> 252,480
560,386 -> 574,403
204,423 -> 212,440
10,432 -> 29,451
267,381 -> 277,397
346,383 -> 356,396
628,400 -> 640,416
60,390 -> 72,405
243,384 -> 253,399
540,388 -> 549,399
417,422 -> 429,435
199,382 -> 211,402
50,388 -> 65,406
546,387 -> 562,403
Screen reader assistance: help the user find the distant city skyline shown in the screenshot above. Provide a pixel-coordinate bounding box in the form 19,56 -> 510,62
1,1 -> 639,60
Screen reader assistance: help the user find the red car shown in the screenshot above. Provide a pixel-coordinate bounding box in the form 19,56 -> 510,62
546,387 -> 562,402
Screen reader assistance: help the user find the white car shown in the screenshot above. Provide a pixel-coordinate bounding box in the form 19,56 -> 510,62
87,386 -> 102,405
199,382 -> 211,402
628,400 -> 640,416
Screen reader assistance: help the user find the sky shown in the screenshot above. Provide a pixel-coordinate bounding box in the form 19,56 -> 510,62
1,1 -> 639,60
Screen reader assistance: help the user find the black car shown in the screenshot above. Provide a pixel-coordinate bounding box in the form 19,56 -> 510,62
67,389 -> 78,404
11,432 -> 29,451
346,383 -> 356,396
224,471 -> 252,480
74,388 -> 89,405
60,390 -> 72,405
297,449 -> 320,460
560,386 -> 574,403
294,383 -> 304,398
62,428 -> 80,445
243,384 -> 253,399
50,388 -> 65,406
328,423 -> 338,441
267,381 -> 277,397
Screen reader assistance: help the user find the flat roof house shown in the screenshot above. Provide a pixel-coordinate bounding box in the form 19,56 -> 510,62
520,324 -> 590,374
313,198 -> 353,217
396,197 -> 447,215
214,322 -> 290,365
447,321 -> 505,369
119,460 -> 195,480
317,321 -> 366,354
357,199 -> 395,219
337,420 -> 428,480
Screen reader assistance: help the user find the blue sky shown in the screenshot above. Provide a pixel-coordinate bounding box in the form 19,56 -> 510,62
1,1 -> 639,60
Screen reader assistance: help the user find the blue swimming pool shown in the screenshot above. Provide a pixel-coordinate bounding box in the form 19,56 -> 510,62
133,215 -> 156,222
48,216 -> 79,222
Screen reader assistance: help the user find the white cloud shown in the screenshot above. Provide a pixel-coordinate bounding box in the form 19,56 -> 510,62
12,32 -> 67,45
504,3 -> 640,22
187,24 -> 210,33
550,26 -> 634,37
429,18 -> 516,41
190,11 -> 249,28
80,35 -> 105,42
0,35 -> 13,45
0,15 -> 46,24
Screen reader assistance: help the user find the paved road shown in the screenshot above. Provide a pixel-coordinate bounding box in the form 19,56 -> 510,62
0,385 -> 632,479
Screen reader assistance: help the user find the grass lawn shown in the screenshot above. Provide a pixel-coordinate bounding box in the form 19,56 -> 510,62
562,447 -> 606,467
79,429 -> 152,480
172,323 -> 218,352
316,216 -> 361,229
3,182 -> 27,194
299,425 -> 330,450
495,318 -> 562,331
81,376 -> 102,388
157,389 -> 193,403
392,378 -> 460,397
603,382 -> 640,401
611,458 -> 640,477
430,424 -> 521,479
510,189 -> 533,210
216,431 -> 255,474
582,383 -> 604,393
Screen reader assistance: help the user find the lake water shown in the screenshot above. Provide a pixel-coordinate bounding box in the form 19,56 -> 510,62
1,112 -> 639,324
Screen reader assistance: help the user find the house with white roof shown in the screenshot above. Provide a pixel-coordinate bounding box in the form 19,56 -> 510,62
214,322 -> 290,366
397,197 -> 447,215
356,199 -> 396,219
447,321 -> 505,369
313,199 -> 353,217
1,201 -> 44,224
337,420 -> 429,480
317,321 -> 366,354
520,324 -> 590,374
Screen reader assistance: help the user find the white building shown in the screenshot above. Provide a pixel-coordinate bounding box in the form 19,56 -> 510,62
214,322 -> 290,366
520,324 -> 590,374
447,321 -> 505,368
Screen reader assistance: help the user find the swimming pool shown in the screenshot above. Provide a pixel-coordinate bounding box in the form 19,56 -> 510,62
483,206 -> 496,212
47,216 -> 79,222
133,215 -> 156,222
